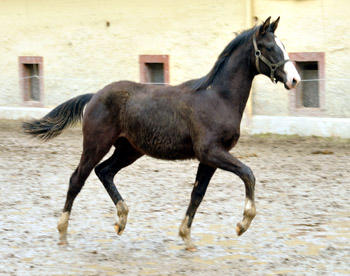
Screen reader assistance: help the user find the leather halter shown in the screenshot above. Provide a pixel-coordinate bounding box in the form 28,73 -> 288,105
253,32 -> 290,83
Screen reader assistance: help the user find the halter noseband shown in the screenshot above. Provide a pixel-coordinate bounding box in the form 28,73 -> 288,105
253,32 -> 290,83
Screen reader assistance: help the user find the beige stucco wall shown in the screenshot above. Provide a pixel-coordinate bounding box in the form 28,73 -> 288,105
1,0 -> 349,120
0,0 -> 246,107
252,0 -> 350,118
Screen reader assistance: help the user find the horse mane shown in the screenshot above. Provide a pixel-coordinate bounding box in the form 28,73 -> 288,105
189,25 -> 260,92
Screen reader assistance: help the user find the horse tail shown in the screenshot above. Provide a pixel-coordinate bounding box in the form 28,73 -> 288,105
22,93 -> 94,141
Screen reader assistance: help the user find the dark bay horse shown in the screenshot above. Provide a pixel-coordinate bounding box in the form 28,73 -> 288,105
23,17 -> 300,250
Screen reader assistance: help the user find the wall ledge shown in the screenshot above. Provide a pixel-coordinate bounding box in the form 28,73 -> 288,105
0,106 -> 52,120
242,115 -> 350,139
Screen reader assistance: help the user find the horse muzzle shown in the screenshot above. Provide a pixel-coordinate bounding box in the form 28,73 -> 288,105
283,61 -> 301,90
284,75 -> 301,90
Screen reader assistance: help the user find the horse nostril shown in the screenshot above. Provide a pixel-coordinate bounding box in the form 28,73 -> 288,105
292,78 -> 298,87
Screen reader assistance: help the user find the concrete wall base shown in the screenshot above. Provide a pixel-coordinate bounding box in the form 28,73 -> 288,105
1,107 -> 349,139
242,115 -> 350,139
0,107 -> 52,120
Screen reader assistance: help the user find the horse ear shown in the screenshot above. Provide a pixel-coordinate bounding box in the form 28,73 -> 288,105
258,16 -> 271,36
269,16 -> 280,33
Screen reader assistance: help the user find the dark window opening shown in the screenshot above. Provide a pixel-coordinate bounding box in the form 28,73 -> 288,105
23,64 -> 41,101
145,63 -> 164,85
139,55 -> 169,85
19,56 -> 43,106
296,61 -> 319,108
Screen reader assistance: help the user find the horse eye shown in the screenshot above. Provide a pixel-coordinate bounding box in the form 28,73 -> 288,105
267,47 -> 272,52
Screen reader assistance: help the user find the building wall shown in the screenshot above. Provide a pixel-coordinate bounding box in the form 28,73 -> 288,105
0,0 -> 246,107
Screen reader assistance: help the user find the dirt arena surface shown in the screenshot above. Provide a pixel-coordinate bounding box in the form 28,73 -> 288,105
0,119 -> 349,276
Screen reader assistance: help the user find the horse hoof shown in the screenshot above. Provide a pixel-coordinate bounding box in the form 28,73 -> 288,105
114,224 -> 124,236
58,241 -> 68,246
236,223 -> 246,236
186,246 -> 197,252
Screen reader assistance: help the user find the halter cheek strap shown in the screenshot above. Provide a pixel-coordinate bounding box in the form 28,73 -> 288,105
253,32 -> 290,83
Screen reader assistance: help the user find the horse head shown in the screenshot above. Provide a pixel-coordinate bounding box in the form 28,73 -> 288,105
253,17 -> 301,90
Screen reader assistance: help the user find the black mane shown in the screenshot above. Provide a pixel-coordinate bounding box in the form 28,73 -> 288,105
190,26 -> 260,91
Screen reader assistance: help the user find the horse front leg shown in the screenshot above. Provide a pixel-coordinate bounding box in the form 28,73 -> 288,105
179,163 -> 216,251
95,138 -> 143,236
199,148 -> 257,236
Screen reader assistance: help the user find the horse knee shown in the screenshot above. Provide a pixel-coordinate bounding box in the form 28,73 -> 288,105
240,165 -> 255,186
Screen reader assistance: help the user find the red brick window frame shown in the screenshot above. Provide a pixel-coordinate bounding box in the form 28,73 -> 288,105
19,56 -> 44,107
288,52 -> 325,116
139,55 -> 169,85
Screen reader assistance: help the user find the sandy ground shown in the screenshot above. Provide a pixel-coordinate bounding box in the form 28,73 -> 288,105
0,119 -> 349,276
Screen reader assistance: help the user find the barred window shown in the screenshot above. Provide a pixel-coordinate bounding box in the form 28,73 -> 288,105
139,55 -> 169,85
289,52 -> 325,116
19,56 -> 44,106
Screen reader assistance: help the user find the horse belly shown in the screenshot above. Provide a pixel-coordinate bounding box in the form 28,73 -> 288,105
125,117 -> 194,160
135,130 -> 195,160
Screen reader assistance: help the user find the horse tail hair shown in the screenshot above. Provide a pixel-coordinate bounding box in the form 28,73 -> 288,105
22,93 -> 94,141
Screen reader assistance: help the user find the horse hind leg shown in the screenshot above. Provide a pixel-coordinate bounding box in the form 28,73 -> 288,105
57,164 -> 95,245
58,165 -> 87,245
95,138 -> 143,236
57,134 -> 116,245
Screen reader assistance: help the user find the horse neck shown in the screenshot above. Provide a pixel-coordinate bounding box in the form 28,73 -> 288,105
213,43 -> 256,116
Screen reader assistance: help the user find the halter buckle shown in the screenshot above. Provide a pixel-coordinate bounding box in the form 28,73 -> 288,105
255,50 -> 261,57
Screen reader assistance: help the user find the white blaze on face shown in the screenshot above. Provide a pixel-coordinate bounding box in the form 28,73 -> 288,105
275,37 -> 301,89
